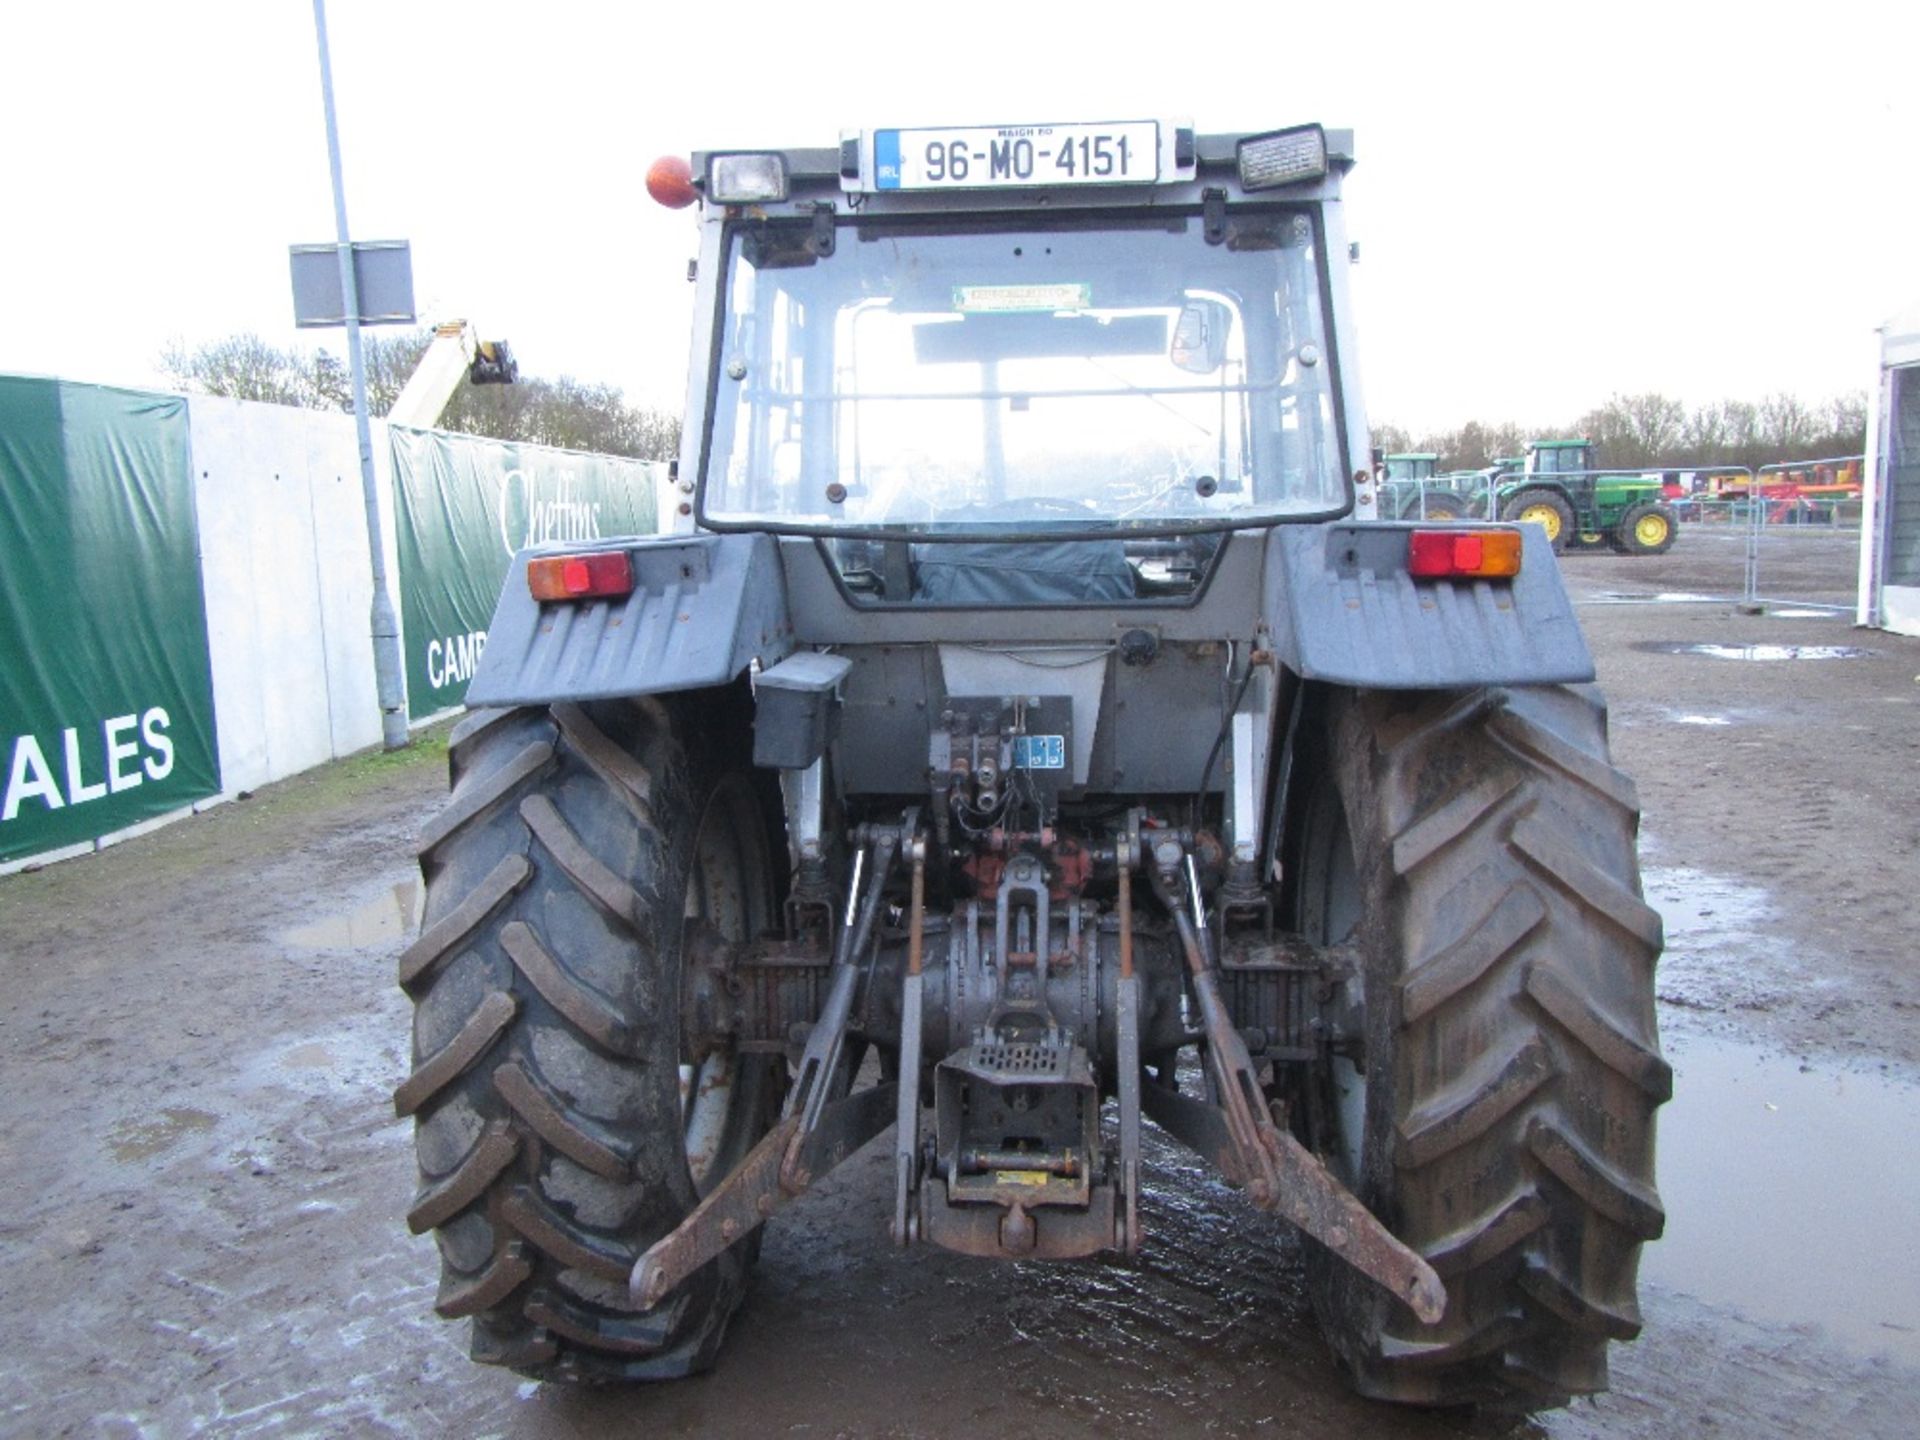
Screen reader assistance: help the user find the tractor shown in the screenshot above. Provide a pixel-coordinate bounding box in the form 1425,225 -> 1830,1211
1379,452 -> 1472,521
396,121 -> 1666,1411
1496,439 -> 1678,555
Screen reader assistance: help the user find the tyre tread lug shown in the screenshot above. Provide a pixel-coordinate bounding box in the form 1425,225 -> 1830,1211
493,1059 -> 635,1179
417,739 -> 555,859
1396,1034 -> 1554,1168
520,794 -> 643,930
398,854 -> 532,992
1525,962 -> 1672,1101
436,1240 -> 533,1319
408,1120 -> 520,1234
394,990 -> 519,1118
1400,882 -> 1545,1024
553,702 -> 655,821
500,1184 -> 636,1282
1527,1116 -> 1666,1240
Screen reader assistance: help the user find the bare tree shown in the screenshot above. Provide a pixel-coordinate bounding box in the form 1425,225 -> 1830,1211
160,333 -> 327,408
1376,390 -> 1867,474
359,330 -> 435,416
1369,422 -> 1412,455
1818,394 -> 1869,455
156,329 -> 681,461
1757,392 -> 1818,454
1679,401 -> 1731,459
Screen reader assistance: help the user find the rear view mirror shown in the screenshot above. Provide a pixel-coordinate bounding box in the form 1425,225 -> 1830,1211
1171,300 -> 1231,374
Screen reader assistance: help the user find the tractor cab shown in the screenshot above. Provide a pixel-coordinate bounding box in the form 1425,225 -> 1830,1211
687,125 -> 1357,608
1380,452 -> 1468,520
1526,438 -> 1593,476
1383,452 -> 1438,481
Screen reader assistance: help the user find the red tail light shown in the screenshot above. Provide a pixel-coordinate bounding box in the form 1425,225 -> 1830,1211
1407,529 -> 1523,580
527,551 -> 635,602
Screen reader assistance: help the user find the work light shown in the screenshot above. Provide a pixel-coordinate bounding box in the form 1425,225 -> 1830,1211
707,152 -> 789,204
1235,125 -> 1328,190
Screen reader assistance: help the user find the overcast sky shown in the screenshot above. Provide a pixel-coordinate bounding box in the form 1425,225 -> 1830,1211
2,1 -> 1913,431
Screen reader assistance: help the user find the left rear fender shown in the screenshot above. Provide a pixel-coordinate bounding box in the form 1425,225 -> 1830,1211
464,533 -> 793,707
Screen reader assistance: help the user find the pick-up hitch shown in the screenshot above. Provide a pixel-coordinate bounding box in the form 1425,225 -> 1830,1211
632,820 -> 1444,1329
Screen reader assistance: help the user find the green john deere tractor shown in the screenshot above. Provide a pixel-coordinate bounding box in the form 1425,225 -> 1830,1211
1380,452 -> 1471,521
1496,439 -> 1677,555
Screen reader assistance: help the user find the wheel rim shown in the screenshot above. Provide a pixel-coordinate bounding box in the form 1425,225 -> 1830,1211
1518,503 -> 1563,541
679,779 -> 766,1194
1635,512 -> 1669,547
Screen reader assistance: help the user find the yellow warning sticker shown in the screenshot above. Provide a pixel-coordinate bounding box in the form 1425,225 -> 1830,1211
995,1170 -> 1052,1187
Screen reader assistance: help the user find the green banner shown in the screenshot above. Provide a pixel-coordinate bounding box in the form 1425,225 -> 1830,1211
1,377 -> 221,863
390,427 -> 659,718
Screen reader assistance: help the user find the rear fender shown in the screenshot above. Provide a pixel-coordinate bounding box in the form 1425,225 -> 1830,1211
1263,523 -> 1595,688
464,533 -> 793,707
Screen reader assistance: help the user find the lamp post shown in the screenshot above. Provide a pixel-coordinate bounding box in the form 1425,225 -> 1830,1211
309,0 -> 409,751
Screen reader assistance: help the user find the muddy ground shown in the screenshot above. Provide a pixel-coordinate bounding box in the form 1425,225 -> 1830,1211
2,526 -> 1916,1438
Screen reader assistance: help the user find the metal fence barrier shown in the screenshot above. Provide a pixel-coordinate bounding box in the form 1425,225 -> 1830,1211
1384,465 -> 1754,546
1741,455 -> 1866,612
1378,459 -> 1866,614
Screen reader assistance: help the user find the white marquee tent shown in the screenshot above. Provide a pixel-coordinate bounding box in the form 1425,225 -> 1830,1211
1860,299 -> 1920,635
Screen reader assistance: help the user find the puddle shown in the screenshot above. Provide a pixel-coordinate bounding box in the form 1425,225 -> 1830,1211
109,1106 -> 218,1162
1765,608 -> 1843,619
285,880 -> 419,950
1633,642 -> 1875,661
1586,590 -> 1722,605
1649,1036 -> 1920,1362
1639,865 -> 1912,1357
1645,864 -> 1772,950
1644,864 -> 1806,1017
238,1024 -> 408,1104
1617,709 -> 1740,731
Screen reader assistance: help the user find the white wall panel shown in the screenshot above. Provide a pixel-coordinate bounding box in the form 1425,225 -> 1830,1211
189,397 -> 393,793
302,414 -> 384,759
192,399 -> 321,791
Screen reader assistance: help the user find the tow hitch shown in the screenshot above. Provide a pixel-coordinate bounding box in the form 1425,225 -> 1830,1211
632,819 -> 1443,1326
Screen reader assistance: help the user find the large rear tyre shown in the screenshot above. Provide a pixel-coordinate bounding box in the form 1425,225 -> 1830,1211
1499,488 -> 1574,553
396,699 -> 780,1381
1291,685 -> 1667,1409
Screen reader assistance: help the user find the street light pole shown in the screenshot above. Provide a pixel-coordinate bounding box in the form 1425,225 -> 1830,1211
311,0 -> 409,751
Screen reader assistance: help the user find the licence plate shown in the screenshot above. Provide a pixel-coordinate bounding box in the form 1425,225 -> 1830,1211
873,121 -> 1161,190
